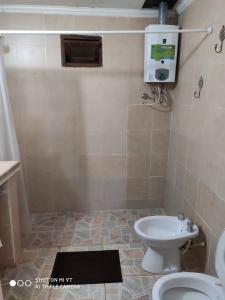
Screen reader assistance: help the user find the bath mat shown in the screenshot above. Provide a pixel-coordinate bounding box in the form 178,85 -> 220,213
49,250 -> 123,286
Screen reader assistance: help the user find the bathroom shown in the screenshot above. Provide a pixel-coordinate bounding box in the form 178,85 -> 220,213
0,0 -> 225,299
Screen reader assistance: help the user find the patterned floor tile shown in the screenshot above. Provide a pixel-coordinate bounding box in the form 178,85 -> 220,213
31,212 -> 76,232
23,232 -> 56,248
23,231 -> 76,248
4,209 -> 166,300
74,211 -> 108,230
59,245 -> 103,252
2,282 -> 50,300
2,247 -> 58,300
104,210 -> 131,228
49,284 -> 105,300
103,227 -> 143,248
71,229 -> 106,246
119,249 -> 148,276
104,245 -> 148,276
105,276 -> 156,300
2,247 -> 58,282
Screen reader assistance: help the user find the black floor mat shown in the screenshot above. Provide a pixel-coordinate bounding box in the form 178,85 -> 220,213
49,250 -> 123,286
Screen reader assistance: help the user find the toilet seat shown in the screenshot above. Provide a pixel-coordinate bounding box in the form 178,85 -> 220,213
153,272 -> 225,300
152,229 -> 225,300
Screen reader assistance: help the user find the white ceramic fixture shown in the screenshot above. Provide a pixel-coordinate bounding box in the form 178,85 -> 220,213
152,228 -> 225,300
134,216 -> 199,274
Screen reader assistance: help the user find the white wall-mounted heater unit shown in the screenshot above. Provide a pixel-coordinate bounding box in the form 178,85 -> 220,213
144,24 -> 179,83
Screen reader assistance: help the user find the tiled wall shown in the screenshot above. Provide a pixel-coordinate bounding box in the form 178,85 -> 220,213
165,0 -> 225,274
1,13 -> 172,212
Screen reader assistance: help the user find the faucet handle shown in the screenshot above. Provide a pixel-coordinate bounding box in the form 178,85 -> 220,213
187,218 -> 194,224
178,213 -> 185,221
187,218 -> 194,232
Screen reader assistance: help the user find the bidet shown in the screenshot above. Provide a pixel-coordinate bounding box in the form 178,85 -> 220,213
134,215 -> 199,274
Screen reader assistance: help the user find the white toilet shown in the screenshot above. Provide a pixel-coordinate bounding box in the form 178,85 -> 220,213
134,215 -> 199,274
152,229 -> 225,300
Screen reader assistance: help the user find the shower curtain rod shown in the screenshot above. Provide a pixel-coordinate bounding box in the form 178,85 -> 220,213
0,26 -> 213,36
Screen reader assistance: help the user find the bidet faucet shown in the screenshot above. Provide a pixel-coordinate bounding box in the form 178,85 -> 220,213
187,218 -> 194,232
177,213 -> 185,221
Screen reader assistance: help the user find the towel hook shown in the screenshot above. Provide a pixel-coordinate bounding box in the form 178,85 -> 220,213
194,76 -> 204,99
215,25 -> 225,53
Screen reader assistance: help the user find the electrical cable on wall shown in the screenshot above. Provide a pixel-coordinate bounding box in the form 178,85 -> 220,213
142,84 -> 172,112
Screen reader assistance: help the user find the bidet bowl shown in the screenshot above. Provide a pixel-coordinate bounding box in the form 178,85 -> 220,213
134,216 -> 199,274
134,216 -> 199,248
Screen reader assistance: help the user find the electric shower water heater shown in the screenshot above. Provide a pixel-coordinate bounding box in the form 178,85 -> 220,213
144,24 -> 179,83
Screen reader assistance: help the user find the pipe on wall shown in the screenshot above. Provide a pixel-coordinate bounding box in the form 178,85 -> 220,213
158,1 -> 168,24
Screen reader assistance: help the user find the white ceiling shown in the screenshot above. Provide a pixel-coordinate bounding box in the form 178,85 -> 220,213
0,0 -> 146,9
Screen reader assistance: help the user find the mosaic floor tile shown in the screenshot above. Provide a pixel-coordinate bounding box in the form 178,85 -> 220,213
59,245 -> 103,252
2,248 -> 59,300
49,284 -> 105,300
119,249 -> 148,276
103,227 -> 143,248
105,275 -> 156,300
104,245 -> 148,276
4,208 -> 166,300
2,283 -> 51,300
23,232 -> 56,248
74,211 -> 108,230
23,231 -> 76,248
71,229 -> 106,246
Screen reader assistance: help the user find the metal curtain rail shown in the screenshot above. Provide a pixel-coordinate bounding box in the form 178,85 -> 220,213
0,27 -> 213,35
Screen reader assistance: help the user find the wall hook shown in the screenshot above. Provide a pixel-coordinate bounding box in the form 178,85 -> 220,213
215,25 -> 225,53
194,76 -> 203,99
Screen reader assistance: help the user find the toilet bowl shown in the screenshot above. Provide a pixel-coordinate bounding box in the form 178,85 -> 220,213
152,228 -> 225,300
134,216 -> 199,274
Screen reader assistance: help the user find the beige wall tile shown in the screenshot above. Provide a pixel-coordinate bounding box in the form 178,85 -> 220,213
53,178 -> 85,211
149,177 -> 165,199
78,131 -> 102,155
127,130 -> 151,155
100,155 -> 126,177
27,176 -> 54,212
99,131 -> 126,155
127,155 -> 150,178
126,178 -> 148,201
79,155 -> 102,178
152,110 -> 171,130
126,199 -> 163,209
175,162 -> 186,194
151,130 -> 170,155
45,14 -> 75,30
128,105 -> 152,130
164,184 -> 185,215
150,154 -> 168,177
79,103 -> 127,132
185,171 -> 198,207
16,45 -> 47,69
1,13 -> 46,47
103,178 -> 126,202
174,132 -> 188,166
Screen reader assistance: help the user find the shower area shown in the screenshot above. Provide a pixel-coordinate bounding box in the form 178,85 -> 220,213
0,9 -> 174,298
2,14 -> 173,214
